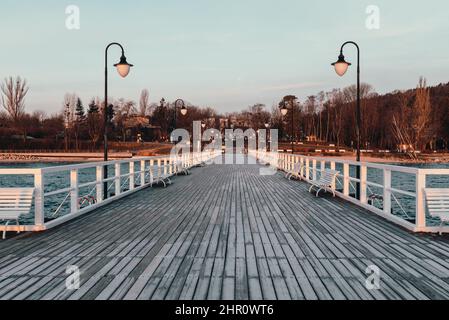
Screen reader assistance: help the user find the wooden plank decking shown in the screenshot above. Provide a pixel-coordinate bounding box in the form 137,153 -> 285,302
1,161 -> 449,300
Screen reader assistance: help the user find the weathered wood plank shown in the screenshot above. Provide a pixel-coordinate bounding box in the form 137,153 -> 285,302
1,160 -> 449,300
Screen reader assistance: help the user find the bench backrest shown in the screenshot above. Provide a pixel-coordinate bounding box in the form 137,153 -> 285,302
424,189 -> 449,218
293,162 -> 302,172
0,188 -> 35,215
318,169 -> 340,187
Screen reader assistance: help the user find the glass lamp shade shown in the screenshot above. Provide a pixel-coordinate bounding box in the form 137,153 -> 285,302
281,108 -> 288,116
114,56 -> 133,78
180,107 -> 188,116
333,62 -> 350,76
332,54 -> 351,77
265,123 -> 270,128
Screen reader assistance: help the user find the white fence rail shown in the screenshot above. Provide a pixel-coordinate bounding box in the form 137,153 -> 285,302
0,151 -> 219,233
255,150 -> 449,234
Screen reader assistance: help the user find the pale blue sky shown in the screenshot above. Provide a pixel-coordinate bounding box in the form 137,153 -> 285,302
0,0 -> 448,114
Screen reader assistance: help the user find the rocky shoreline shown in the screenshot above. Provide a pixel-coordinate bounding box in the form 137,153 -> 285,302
2,152 -> 449,164
0,152 -> 133,163
0,153 -> 41,161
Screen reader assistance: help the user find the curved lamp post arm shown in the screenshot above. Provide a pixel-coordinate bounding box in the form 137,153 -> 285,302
173,99 -> 185,131
340,41 -> 361,163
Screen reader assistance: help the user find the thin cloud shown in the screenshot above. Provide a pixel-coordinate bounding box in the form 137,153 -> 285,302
260,82 -> 324,91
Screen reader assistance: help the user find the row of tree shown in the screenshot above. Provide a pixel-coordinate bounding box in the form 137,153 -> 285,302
1,76 -> 448,152
232,78 -> 448,154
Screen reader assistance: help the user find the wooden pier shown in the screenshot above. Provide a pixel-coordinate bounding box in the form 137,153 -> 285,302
1,162 -> 449,300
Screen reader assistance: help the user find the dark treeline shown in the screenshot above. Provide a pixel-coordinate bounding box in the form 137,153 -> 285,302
0,76 -> 448,152
253,78 -> 449,153
0,78 -> 219,150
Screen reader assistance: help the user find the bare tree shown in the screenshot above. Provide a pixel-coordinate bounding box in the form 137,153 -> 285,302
0,76 -> 29,123
139,89 -> 150,116
317,91 -> 325,141
392,115 -> 418,160
113,98 -> 136,142
342,83 -> 375,103
62,93 -> 77,150
412,77 -> 432,150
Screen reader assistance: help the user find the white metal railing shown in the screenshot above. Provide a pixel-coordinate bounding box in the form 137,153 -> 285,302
0,151 -> 219,233
254,150 -> 449,234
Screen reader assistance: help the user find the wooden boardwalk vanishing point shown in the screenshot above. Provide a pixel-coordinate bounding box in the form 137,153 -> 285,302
1,161 -> 449,300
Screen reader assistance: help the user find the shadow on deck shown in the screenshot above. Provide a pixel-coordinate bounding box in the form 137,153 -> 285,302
1,161 -> 449,300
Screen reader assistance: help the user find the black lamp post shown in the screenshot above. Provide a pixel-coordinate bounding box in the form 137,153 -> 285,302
104,42 -> 133,200
172,99 -> 188,143
332,41 -> 361,199
280,98 -> 297,154
265,122 -> 270,152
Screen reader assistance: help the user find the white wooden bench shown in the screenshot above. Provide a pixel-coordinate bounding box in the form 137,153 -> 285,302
424,189 -> 449,235
285,162 -> 304,181
175,160 -> 190,176
0,188 -> 34,239
308,169 -> 339,197
149,165 -> 173,188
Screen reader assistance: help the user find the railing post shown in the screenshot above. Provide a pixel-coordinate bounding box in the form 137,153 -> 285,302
164,158 -> 168,175
416,170 -> 427,230
129,161 -> 135,191
96,165 -> 104,203
140,160 -> 146,186
360,164 -> 367,204
312,159 -> 317,181
168,158 -> 173,175
343,163 -> 349,196
115,163 -> 121,196
34,170 -> 45,228
320,160 -> 325,175
383,169 -> 391,214
70,169 -> 79,213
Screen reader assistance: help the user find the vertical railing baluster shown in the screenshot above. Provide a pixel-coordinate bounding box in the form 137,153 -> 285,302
330,161 -> 336,190
129,161 -> 135,191
383,169 -> 391,214
70,169 -> 79,213
360,164 -> 367,204
416,170 -> 427,230
305,158 -> 310,181
343,163 -> 350,196
141,160 -> 146,186
34,170 -> 45,228
312,159 -> 317,181
115,162 -> 121,196
96,165 -> 103,203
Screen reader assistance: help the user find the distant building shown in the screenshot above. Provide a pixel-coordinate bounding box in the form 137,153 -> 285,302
123,116 -> 162,142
